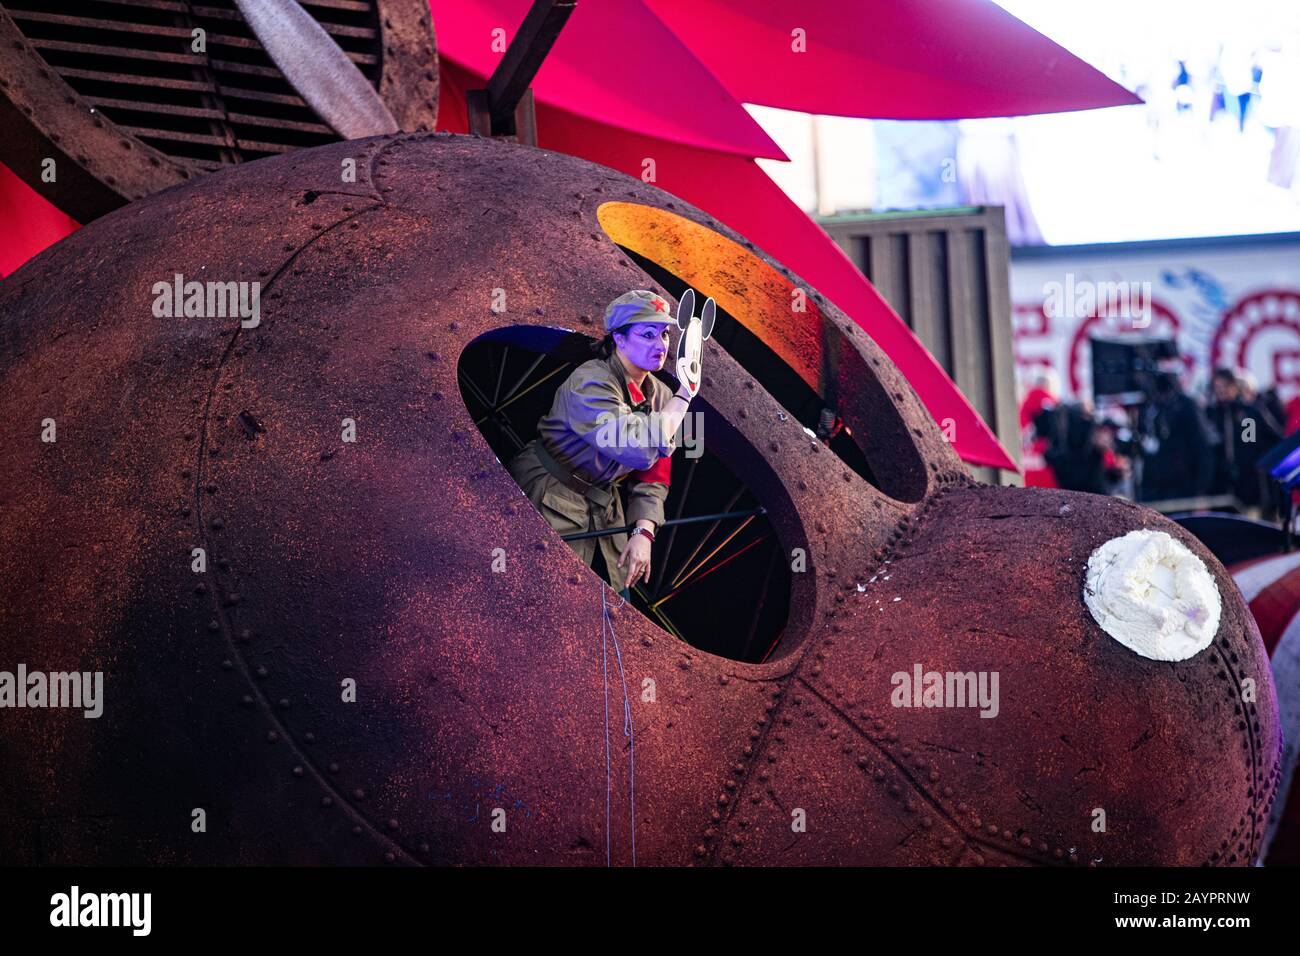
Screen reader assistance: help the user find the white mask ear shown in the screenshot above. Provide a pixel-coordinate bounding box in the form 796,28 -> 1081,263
677,288 -> 696,331
700,297 -> 716,340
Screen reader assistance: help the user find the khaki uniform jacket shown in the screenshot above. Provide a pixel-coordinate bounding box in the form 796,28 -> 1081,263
507,351 -> 677,584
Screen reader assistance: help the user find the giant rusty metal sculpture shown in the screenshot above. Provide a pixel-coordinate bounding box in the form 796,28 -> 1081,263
0,132 -> 1282,865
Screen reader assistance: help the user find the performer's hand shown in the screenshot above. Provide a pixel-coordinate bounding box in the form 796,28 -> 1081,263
617,533 -> 652,590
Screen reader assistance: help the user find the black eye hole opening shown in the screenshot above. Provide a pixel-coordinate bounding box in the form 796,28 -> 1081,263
457,325 -> 794,665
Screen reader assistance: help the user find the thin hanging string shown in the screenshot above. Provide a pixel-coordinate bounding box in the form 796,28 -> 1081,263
600,586 -> 637,867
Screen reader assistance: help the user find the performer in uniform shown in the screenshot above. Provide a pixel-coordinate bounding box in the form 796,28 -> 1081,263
507,290 -> 700,594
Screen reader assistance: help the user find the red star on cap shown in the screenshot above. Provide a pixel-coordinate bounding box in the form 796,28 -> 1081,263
652,297 -> 669,313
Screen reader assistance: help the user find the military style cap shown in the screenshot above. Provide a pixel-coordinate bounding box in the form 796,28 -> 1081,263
603,289 -> 674,333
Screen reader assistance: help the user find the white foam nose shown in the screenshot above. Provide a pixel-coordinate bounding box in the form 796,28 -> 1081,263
1083,529 -> 1222,661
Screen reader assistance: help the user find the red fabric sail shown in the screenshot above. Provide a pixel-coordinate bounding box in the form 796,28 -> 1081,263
643,0 -> 1142,119
428,0 -> 1138,469
0,163 -> 79,277
437,0 -> 787,160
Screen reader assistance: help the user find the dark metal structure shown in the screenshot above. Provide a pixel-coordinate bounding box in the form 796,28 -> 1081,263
465,0 -> 575,145
0,132 -> 1281,866
0,0 -> 438,221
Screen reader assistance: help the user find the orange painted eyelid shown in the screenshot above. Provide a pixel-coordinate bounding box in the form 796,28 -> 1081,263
596,200 -> 824,392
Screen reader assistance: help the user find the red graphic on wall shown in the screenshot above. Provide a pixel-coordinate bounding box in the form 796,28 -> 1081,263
1014,286 -> 1300,405
1211,292 -> 1300,396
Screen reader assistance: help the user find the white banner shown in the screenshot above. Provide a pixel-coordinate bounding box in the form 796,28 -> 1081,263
1011,237 -> 1300,404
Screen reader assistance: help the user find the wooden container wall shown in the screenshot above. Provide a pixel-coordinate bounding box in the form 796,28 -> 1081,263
819,207 -> 1020,485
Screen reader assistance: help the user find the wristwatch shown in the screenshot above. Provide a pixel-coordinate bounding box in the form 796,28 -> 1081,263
630,526 -> 655,543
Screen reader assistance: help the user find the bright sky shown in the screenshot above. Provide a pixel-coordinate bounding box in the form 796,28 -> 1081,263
749,0 -> 1300,245
992,0 -> 1300,67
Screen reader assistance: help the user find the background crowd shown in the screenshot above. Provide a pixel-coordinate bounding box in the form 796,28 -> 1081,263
1021,365 -> 1297,518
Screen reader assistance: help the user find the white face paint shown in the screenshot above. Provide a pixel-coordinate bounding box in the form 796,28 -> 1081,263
1083,529 -> 1222,662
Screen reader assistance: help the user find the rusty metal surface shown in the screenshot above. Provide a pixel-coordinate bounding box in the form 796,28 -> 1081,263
0,0 -> 436,223
0,132 -> 1281,865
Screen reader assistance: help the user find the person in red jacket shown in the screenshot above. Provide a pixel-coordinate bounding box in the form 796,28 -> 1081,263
1019,372 -> 1060,489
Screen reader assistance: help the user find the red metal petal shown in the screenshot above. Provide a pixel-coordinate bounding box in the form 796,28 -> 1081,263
645,0 -> 1142,119
0,162 -> 79,278
429,0 -> 788,160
